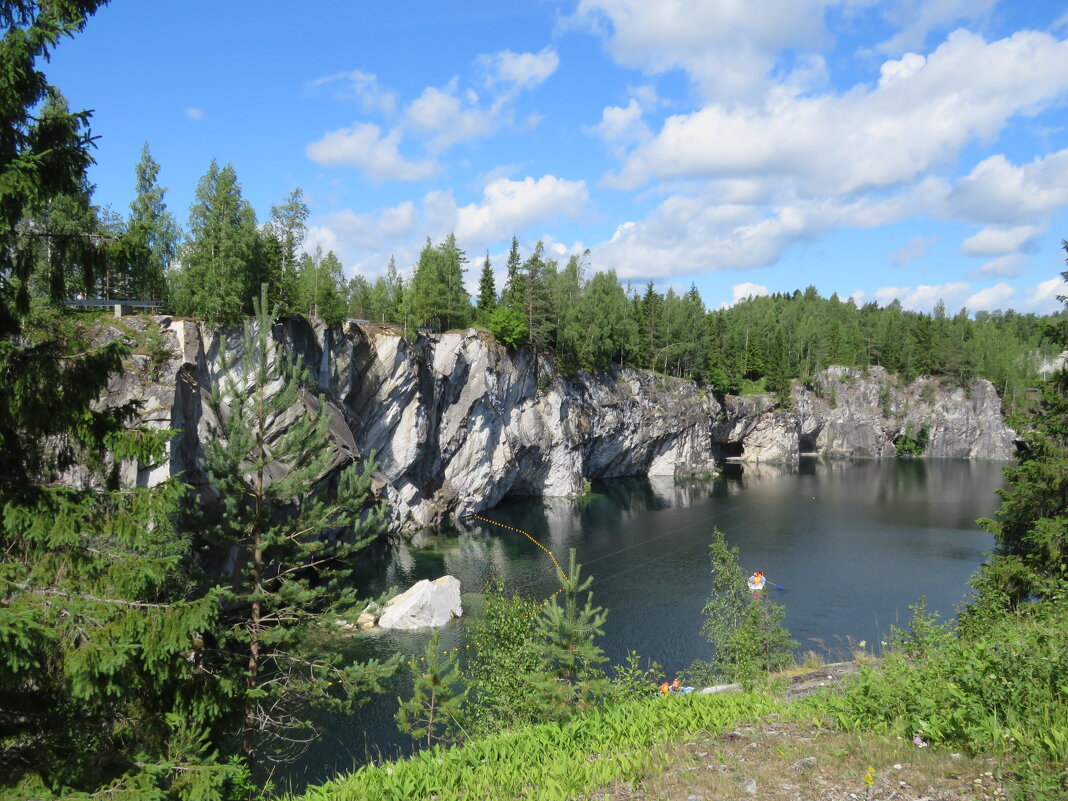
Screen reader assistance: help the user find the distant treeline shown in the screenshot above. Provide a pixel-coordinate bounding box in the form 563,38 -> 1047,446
33,143 -> 1064,415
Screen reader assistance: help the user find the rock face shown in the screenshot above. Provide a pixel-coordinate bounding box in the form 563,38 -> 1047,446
96,317 -> 1017,533
715,366 -> 1017,461
377,575 -> 462,630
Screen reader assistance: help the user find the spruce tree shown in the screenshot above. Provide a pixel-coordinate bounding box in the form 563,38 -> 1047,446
170,159 -> 260,325
1,6 -> 240,796
971,255 -> 1068,613
126,141 -> 180,303
475,251 -> 497,321
195,286 -> 396,763
531,550 -> 610,717
396,631 -> 467,748
263,187 -> 308,311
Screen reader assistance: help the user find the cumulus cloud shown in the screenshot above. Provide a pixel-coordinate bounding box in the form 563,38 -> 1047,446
970,254 -> 1026,278
960,225 -> 1040,256
890,235 -> 938,266
479,47 -> 559,91
966,282 -> 1016,311
305,122 -> 437,181
1023,275 -> 1068,313
607,31 -> 1068,195
947,149 -> 1068,225
570,0 -> 832,100
307,48 -> 557,180
590,182 -> 938,279
309,70 -> 398,116
455,175 -> 589,244
871,282 -> 972,312
404,82 -> 496,152
587,98 -> 653,158
730,282 -> 770,305
306,175 -> 588,278
874,0 -> 999,55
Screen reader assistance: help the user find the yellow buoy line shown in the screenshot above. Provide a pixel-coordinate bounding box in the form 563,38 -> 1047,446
403,513 -> 566,667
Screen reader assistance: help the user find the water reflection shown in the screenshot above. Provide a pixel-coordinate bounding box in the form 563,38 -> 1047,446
296,458 -> 1004,791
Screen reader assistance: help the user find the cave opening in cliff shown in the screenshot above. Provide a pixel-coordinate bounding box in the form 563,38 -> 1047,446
715,441 -> 745,459
799,433 -> 818,454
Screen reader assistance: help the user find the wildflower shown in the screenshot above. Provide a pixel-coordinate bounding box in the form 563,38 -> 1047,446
913,733 -> 928,748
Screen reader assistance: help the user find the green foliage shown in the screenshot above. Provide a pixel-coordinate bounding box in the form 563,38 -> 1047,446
461,578 -> 543,735
475,252 -> 497,320
294,690 -> 780,801
530,550 -> 611,717
895,423 -> 929,457
408,233 -> 470,330
295,245 -> 347,325
487,303 -> 527,348
170,159 -> 261,325
970,254 -> 1068,610
396,631 -> 467,748
822,598 -> 1068,800
193,286 -> 397,763
691,529 -> 796,688
125,141 -> 179,303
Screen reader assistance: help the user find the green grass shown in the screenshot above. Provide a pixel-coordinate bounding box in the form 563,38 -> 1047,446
291,691 -> 780,801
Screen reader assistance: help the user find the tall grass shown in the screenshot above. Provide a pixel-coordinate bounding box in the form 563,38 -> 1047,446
292,691 -> 778,801
813,598 -> 1068,800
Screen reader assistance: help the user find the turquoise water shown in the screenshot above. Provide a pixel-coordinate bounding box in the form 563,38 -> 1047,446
294,458 -> 1004,787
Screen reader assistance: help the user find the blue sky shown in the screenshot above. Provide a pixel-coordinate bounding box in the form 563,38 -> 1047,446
46,0 -> 1068,314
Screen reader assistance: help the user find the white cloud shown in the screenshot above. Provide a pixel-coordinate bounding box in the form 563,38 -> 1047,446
970,254 -> 1026,278
305,175 -> 588,278
608,31 -> 1068,195
185,106 -> 204,120
456,175 -> 589,244
965,282 -> 1015,311
404,82 -> 496,152
890,234 -> 938,266
874,0 -> 999,55
960,225 -> 1040,256
305,122 -> 437,181
948,149 -> 1068,225
871,282 -> 972,312
571,0 -> 833,100
480,47 -> 559,91
1023,275 -> 1068,313
730,282 -> 770,305
591,182 -> 936,279
310,70 -> 398,116
587,98 -> 651,153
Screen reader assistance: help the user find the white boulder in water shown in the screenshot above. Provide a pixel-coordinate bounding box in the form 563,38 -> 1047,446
377,575 -> 462,630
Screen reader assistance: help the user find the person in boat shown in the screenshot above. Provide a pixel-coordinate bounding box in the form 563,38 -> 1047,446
747,570 -> 766,600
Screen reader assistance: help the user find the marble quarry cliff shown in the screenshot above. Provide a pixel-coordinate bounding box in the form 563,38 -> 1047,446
94,316 -> 1018,531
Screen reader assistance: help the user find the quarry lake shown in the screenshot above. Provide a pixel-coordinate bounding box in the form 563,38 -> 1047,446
297,457 -> 1005,787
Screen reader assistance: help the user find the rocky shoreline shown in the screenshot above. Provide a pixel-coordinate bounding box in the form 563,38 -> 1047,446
95,316 -> 1017,532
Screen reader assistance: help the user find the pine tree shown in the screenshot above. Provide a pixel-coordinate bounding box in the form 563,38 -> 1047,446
262,188 -> 308,312
475,251 -> 497,321
196,286 -> 396,763
396,631 -> 467,748
532,550 -> 610,717
126,141 -> 180,302
2,7 -> 240,796
170,159 -> 260,325
971,255 -> 1068,612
